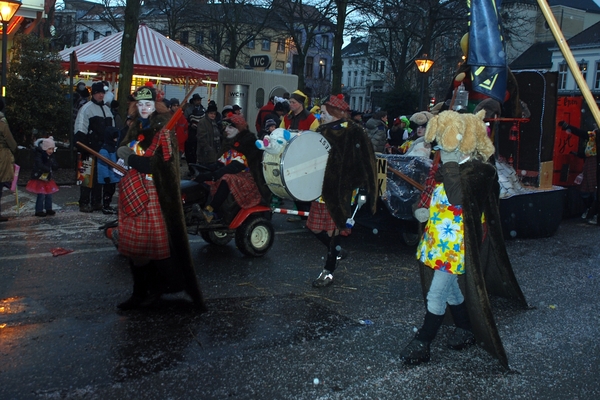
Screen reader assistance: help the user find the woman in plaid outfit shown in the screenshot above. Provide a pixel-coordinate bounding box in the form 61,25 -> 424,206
116,86 -> 205,311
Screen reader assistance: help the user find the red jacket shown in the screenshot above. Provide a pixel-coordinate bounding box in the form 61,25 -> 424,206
255,101 -> 275,133
173,111 -> 188,152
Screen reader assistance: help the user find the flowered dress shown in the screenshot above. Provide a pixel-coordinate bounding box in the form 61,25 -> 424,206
416,183 -> 465,275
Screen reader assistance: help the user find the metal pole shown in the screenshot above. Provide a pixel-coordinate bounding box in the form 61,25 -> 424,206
419,72 -> 425,111
2,20 -> 7,99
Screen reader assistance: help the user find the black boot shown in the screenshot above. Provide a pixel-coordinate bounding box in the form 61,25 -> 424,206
448,302 -> 475,350
140,261 -> 163,307
312,233 -> 340,288
400,311 -> 444,365
117,264 -> 148,310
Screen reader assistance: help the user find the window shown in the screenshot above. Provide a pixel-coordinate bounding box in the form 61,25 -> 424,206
360,76 -> 364,86
319,59 -> 327,79
66,15 -> 72,24
81,31 -> 88,44
94,31 -> 100,40
196,33 -> 203,45
347,75 -> 351,87
105,31 -> 111,36
262,38 -> 270,51
577,60 -> 588,90
558,63 -> 567,90
353,71 -> 357,86
371,60 -> 378,72
180,31 -> 189,44
321,35 -> 328,49
306,56 -> 314,78
595,62 -> 600,89
209,30 -> 218,44
379,61 -> 385,72
277,39 -> 285,52
247,39 -> 255,49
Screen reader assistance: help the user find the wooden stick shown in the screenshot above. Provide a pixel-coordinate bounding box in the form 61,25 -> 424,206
387,166 -> 425,192
537,0 -> 600,129
76,141 -> 127,174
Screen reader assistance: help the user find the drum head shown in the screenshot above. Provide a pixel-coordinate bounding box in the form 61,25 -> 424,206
279,131 -> 330,202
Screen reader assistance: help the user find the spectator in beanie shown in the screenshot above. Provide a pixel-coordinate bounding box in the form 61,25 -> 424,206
184,93 -> 205,166
74,81 -> 115,213
196,104 -> 222,166
280,90 -> 319,131
259,118 -> 277,139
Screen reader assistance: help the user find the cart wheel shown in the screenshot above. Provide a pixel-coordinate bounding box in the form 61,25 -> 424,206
235,215 -> 274,257
201,230 -> 233,246
401,231 -> 420,247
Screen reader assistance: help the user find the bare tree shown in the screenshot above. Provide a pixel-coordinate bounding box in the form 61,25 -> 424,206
273,0 -> 337,92
191,1 -> 275,68
357,0 -> 467,91
143,0 -> 197,39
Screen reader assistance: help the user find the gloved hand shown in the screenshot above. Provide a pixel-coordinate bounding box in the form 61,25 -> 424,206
104,177 -> 111,184
117,146 -> 133,166
440,149 -> 461,164
194,172 -> 214,182
414,207 -> 430,223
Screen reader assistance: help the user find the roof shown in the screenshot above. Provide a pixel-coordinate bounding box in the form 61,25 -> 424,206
547,0 -> 600,13
59,24 -> 225,81
342,37 -> 369,58
510,41 -> 555,70
566,19 -> 600,47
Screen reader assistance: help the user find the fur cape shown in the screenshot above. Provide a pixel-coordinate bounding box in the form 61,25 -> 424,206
221,127 -> 272,205
419,159 -> 528,369
319,120 -> 378,229
121,112 -> 206,310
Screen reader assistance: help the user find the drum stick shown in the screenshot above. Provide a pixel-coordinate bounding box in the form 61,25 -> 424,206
387,166 -> 424,192
76,141 -> 127,174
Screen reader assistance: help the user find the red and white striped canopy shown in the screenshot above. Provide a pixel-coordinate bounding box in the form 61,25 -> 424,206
59,24 -> 225,81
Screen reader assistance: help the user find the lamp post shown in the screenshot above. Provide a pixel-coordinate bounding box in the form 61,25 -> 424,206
0,0 -> 21,99
414,54 -> 434,111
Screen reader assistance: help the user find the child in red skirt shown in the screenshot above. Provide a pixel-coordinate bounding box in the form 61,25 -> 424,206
26,137 -> 59,217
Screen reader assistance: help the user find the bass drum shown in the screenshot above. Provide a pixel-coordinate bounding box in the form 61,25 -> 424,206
262,131 -> 331,202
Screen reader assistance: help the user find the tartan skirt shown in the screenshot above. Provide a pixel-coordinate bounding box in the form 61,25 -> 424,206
209,172 -> 262,209
306,201 -> 337,231
118,180 -> 170,260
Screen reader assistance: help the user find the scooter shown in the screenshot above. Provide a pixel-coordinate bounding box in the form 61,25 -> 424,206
181,164 -> 275,257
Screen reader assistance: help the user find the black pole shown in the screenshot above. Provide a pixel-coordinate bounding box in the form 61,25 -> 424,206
2,20 -> 7,99
419,72 -> 425,111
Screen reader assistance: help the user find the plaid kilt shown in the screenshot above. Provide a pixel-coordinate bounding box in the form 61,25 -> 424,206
118,180 -> 170,260
307,201 -> 337,231
209,172 -> 262,209
581,156 -> 597,193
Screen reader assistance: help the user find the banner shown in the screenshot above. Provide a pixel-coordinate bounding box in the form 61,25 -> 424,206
468,0 -> 508,103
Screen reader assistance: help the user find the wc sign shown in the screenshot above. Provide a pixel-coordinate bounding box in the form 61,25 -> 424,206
249,55 -> 271,69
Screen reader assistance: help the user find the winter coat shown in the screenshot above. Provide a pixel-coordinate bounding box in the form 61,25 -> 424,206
365,117 -> 387,152
74,98 -> 114,153
280,109 -> 320,131
30,140 -> 58,181
0,112 -> 17,183
196,116 -> 222,164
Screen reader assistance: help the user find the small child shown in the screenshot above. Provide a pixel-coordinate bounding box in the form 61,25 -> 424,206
26,137 -> 59,217
97,127 -> 121,214
259,118 -> 277,140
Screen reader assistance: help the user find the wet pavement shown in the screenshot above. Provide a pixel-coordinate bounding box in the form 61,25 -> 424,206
0,184 -> 599,399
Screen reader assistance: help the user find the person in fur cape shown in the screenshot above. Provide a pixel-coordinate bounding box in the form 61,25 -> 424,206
400,110 -> 528,369
115,86 -> 206,311
192,113 -> 271,222
310,95 -> 378,288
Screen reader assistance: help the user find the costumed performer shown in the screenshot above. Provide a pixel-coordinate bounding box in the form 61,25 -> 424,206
116,85 -> 206,311
400,110 -> 528,369
193,113 -> 271,223
310,95 -> 378,287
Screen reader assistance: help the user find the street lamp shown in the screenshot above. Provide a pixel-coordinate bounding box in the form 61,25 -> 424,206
415,54 -> 434,111
0,0 -> 21,98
